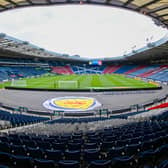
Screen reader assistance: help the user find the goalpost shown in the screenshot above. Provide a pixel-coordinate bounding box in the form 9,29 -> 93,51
55,80 -> 79,89
11,79 -> 27,87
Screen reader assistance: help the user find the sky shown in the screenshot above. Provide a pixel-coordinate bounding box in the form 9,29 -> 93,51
0,5 -> 167,58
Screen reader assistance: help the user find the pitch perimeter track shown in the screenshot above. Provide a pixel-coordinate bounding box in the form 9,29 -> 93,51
0,84 -> 167,112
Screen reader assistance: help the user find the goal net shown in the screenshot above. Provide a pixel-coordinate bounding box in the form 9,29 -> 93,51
56,80 -> 78,89
11,79 -> 27,87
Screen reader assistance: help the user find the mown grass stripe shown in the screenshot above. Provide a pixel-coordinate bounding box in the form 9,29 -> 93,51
1,74 -> 157,90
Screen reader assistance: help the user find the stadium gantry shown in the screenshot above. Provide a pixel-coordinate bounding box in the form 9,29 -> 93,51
0,1 -> 167,168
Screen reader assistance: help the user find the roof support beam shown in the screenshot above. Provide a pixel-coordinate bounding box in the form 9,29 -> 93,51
137,0 -> 160,10
163,19 -> 168,22
5,0 -> 18,6
156,13 -> 168,18
25,0 -> 34,5
0,4 -> 7,9
123,0 -> 134,6
147,6 -> 168,14
46,0 -> 52,4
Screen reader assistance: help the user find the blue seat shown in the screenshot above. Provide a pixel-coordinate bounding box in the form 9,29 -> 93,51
19,135 -> 31,140
88,160 -> 111,168
33,158 -> 55,168
142,140 -> 154,151
0,165 -> 10,168
125,143 -> 141,156
111,155 -> 135,168
36,141 -> 51,150
87,137 -> 101,143
65,150 -> 81,161
84,143 -> 98,149
152,137 -> 166,149
52,142 -> 66,151
0,142 -> 10,153
0,109 -> 49,128
129,137 -> 142,144
11,145 -> 27,156
0,152 -> 11,166
83,149 -> 100,163
107,146 -> 125,159
158,160 -> 168,168
26,147 -> 43,159
0,137 -> 9,143
101,141 -> 115,152
116,139 -> 128,147
58,160 -> 80,168
103,135 -> 116,142
155,144 -> 168,164
138,149 -> 156,168
11,155 -> 32,168
71,138 -> 84,144
22,139 -> 37,148
72,133 -> 82,139
44,149 -> 63,161
67,142 -> 81,151
10,138 -> 22,146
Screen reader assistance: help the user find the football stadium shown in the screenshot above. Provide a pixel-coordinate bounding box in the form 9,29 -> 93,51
0,0 -> 168,168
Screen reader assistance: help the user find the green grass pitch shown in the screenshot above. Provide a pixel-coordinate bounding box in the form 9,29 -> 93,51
0,74 -> 158,90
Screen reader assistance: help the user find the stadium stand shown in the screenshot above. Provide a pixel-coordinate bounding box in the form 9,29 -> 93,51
51,66 -> 74,74
113,65 -> 137,74
0,91 -> 166,167
0,66 -> 48,81
138,65 -> 168,78
0,116 -> 167,168
103,65 -> 122,74
0,58 -> 48,66
149,68 -> 168,82
123,65 -> 159,77
0,1 -> 167,167
101,64 -> 168,82
124,65 -> 168,82
0,63 -> 167,82
71,65 -> 105,74
138,66 -> 162,78
124,65 -> 147,75
0,109 -> 49,129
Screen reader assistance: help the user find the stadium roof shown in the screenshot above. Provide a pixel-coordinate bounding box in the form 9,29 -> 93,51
124,33 -> 168,62
0,32 -> 168,62
0,0 -> 167,62
103,33 -> 168,62
0,33 -> 87,61
0,0 -> 167,28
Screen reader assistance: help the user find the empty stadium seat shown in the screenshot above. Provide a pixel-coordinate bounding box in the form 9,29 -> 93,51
88,160 -> 111,168
58,160 -> 80,168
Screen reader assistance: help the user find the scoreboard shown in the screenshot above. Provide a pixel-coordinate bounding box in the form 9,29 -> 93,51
89,60 -> 102,66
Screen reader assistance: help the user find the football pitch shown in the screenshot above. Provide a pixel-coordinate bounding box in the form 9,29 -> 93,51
2,74 -> 159,90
